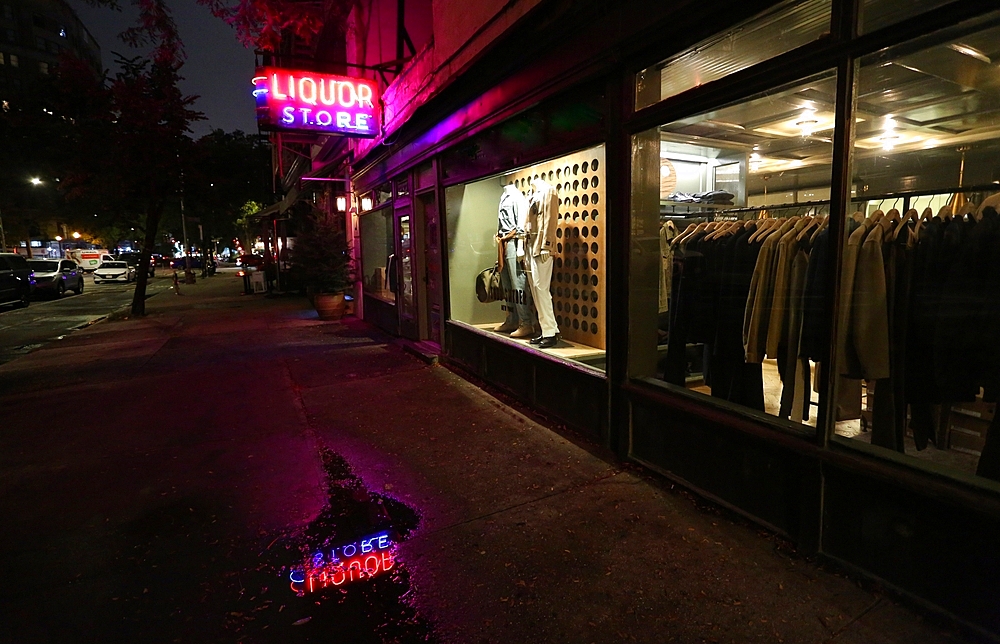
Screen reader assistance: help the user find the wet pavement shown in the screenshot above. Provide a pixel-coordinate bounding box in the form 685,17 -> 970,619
0,273 -> 979,643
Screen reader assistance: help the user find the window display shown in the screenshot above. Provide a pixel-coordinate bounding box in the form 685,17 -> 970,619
360,206 -> 395,303
835,14 -> 1000,482
631,73 -> 836,428
635,0 -> 831,111
446,145 -> 606,370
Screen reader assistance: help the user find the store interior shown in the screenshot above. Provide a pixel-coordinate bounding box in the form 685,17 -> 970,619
652,17 -> 1000,478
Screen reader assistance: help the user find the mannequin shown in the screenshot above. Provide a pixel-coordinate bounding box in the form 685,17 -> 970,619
525,178 -> 560,348
495,183 -> 536,337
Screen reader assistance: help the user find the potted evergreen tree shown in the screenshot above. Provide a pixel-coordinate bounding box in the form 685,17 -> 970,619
292,209 -> 352,320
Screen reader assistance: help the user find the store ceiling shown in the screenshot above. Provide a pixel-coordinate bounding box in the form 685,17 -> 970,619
657,18 -> 1000,195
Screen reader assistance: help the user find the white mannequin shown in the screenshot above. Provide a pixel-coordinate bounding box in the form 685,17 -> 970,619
525,178 -> 559,347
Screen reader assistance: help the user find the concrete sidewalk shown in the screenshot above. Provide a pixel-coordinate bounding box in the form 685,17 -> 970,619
0,272 -> 975,643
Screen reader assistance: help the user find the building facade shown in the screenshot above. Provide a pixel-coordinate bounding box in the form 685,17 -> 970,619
0,0 -> 101,106
284,0 -> 1000,637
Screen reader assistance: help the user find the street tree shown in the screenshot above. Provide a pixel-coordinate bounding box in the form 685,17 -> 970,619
179,130 -> 271,257
52,0 -> 202,315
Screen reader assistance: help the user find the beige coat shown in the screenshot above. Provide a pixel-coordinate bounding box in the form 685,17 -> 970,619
526,181 -> 559,257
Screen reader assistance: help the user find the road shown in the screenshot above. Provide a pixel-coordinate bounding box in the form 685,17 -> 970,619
0,274 -> 170,365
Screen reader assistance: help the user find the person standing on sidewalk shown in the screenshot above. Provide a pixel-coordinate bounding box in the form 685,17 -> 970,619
172,270 -> 183,295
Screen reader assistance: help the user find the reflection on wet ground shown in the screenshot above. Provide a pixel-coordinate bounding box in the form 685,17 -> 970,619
225,446 -> 435,643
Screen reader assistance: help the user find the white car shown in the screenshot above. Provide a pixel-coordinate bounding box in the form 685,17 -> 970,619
93,261 -> 135,284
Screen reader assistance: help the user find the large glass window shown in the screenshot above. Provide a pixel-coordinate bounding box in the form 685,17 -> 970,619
359,206 -> 395,303
635,0 -> 831,111
835,13 -> 1000,484
446,145 -> 607,371
860,0 -> 954,35
630,72 -> 837,430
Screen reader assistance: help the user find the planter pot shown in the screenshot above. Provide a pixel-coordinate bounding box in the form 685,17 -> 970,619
315,293 -> 346,320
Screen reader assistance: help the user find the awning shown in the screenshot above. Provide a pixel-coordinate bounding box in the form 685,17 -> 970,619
248,186 -> 300,221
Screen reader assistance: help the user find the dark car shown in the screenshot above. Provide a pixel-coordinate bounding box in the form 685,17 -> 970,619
0,253 -> 32,309
27,259 -> 85,298
170,256 -> 203,271
117,252 -> 155,277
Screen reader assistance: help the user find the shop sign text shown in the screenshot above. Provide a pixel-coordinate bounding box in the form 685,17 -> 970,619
253,67 -> 378,137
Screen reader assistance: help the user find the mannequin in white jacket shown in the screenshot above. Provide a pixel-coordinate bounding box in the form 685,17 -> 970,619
525,178 -> 560,348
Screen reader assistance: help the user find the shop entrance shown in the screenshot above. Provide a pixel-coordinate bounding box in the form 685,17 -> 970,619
395,205 -> 418,340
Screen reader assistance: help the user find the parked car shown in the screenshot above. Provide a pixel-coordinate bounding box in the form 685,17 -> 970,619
170,256 -> 203,271
237,254 -> 264,269
27,259 -> 84,298
0,252 -> 31,308
116,252 -> 155,277
93,261 -> 135,284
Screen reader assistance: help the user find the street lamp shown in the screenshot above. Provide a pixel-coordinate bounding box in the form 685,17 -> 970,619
55,235 -> 63,257
30,177 -> 42,186
72,232 -> 81,239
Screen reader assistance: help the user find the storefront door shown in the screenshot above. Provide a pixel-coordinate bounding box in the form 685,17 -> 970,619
395,205 -> 419,340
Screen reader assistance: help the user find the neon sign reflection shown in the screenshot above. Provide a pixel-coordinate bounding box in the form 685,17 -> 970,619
290,532 -> 396,593
253,67 -> 379,137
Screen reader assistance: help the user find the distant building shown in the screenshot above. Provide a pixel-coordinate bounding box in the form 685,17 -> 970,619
0,0 -> 101,106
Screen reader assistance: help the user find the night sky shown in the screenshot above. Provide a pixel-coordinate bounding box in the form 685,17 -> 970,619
65,0 -> 258,138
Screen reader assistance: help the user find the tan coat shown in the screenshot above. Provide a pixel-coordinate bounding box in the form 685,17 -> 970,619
743,219 -> 795,363
526,181 -> 559,257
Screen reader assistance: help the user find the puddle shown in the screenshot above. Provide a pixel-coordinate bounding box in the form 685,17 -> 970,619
224,446 -> 435,643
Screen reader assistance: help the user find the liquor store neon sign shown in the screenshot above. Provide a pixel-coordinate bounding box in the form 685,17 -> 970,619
289,532 -> 395,593
253,67 -> 379,137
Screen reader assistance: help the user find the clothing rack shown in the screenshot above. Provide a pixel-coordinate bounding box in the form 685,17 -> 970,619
681,183 -> 1000,223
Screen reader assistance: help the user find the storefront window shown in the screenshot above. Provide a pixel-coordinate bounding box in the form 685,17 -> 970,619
635,0 -> 831,111
630,72 -> 837,430
360,207 -> 395,303
445,145 -> 606,371
859,0 -> 953,35
835,13 -> 1000,484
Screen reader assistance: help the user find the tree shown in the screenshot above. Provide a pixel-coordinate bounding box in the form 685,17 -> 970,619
236,200 -> 263,253
197,0 -> 357,51
291,208 -> 351,294
179,130 -> 271,256
54,53 -> 202,315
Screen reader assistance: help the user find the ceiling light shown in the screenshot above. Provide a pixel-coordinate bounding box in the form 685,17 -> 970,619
948,43 -> 991,64
795,110 -> 819,136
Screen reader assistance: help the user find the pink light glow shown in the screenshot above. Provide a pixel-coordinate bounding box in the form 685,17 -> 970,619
253,67 -> 379,138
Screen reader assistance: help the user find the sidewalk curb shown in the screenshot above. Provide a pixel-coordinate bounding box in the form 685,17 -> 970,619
88,288 -> 167,326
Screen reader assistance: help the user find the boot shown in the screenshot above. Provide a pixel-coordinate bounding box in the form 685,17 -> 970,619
494,319 -> 519,333
510,324 -> 534,339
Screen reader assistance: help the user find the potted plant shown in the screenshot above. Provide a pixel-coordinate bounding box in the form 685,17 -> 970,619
292,209 -> 352,320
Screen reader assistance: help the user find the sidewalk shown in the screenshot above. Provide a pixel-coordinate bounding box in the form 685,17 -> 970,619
0,272 -> 975,643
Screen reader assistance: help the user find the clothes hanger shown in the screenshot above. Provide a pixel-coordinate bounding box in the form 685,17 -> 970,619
796,213 -> 821,243
670,221 -> 699,247
748,217 -> 774,243
960,199 -> 977,220
892,207 -> 918,242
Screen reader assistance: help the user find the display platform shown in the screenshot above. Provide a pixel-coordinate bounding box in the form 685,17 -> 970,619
472,323 -> 605,362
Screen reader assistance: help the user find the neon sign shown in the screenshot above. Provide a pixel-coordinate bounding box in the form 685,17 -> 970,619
290,532 -> 395,593
253,67 -> 379,137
